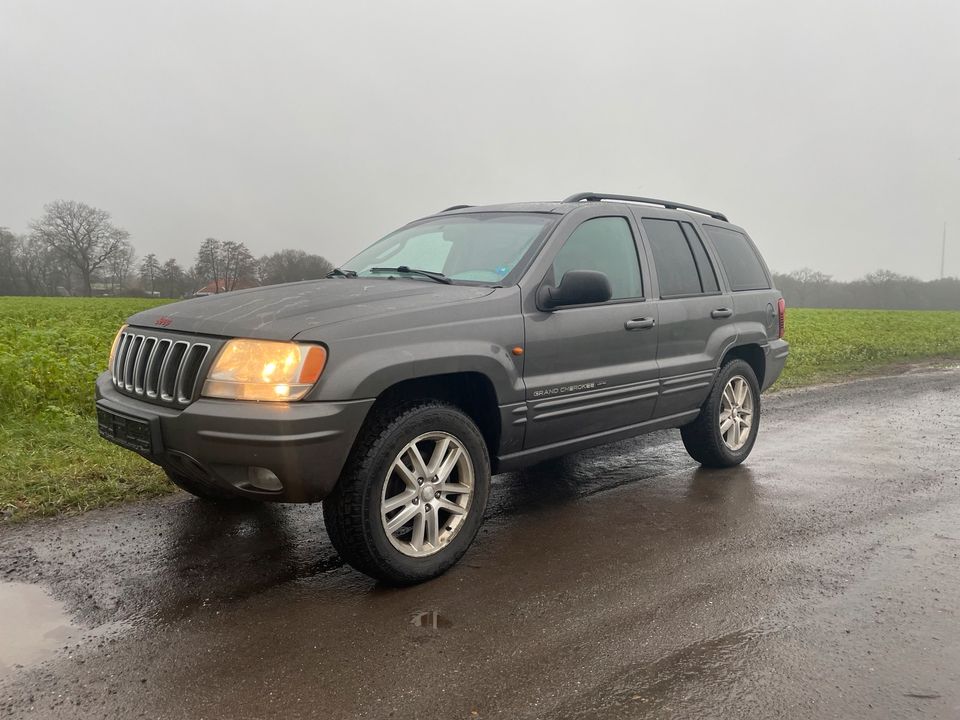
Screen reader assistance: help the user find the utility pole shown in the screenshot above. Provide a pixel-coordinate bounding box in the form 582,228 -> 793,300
942,222 -> 947,280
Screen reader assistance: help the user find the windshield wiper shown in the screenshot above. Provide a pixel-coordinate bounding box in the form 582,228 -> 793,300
368,266 -> 452,284
326,267 -> 357,278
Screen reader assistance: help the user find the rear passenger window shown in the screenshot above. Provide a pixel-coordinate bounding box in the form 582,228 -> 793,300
703,226 -> 770,291
551,217 -> 643,300
642,218 -> 714,297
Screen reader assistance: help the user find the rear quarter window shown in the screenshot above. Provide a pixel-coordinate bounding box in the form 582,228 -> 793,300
703,226 -> 770,291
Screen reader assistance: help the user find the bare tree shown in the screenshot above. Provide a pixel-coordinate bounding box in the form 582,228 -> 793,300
159,258 -> 186,298
29,200 -> 131,296
106,240 -> 136,294
258,249 -> 334,286
19,235 -> 68,295
221,240 -> 256,291
139,253 -> 161,295
0,228 -> 21,294
194,238 -> 223,292
864,269 -> 909,284
788,268 -> 832,285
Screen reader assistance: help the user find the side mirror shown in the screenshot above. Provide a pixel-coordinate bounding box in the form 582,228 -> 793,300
538,270 -> 613,310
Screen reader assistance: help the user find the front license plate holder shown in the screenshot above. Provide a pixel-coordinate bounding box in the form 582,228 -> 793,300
97,408 -> 154,455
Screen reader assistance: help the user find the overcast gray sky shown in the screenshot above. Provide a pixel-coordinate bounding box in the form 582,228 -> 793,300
2,0 -> 958,279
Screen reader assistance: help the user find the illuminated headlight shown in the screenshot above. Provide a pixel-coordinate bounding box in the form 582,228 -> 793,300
202,340 -> 327,401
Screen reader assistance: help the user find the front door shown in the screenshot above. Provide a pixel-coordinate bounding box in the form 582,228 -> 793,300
522,214 -> 660,449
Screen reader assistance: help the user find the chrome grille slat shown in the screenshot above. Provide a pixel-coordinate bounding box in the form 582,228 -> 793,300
144,339 -> 170,398
123,335 -> 144,391
111,332 -> 210,407
175,344 -> 210,404
160,341 -> 189,402
112,333 -> 132,385
133,337 -> 155,394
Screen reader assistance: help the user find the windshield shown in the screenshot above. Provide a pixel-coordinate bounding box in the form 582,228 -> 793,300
341,213 -> 555,284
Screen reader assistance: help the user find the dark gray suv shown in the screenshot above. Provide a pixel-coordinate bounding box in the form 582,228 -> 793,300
96,193 -> 788,584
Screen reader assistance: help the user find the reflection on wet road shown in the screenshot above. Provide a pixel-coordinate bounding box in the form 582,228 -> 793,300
1,368 -> 959,718
0,583 -> 76,678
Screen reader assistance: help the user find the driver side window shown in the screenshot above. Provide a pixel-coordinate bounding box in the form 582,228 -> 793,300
551,217 -> 643,300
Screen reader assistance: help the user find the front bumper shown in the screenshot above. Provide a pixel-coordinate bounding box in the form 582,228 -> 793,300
761,338 -> 790,391
95,372 -> 374,502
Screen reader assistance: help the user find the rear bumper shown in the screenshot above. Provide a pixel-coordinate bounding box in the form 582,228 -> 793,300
761,338 -> 789,391
95,372 -> 373,502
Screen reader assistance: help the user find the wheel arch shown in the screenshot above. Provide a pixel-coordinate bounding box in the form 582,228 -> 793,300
720,343 -> 766,389
354,372 -> 502,462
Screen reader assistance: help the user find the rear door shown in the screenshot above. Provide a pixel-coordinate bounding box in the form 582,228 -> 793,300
634,214 -> 737,418
700,223 -> 779,351
521,210 -> 660,449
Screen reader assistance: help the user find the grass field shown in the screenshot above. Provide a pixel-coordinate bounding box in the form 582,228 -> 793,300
0,297 -> 172,520
775,308 -> 960,387
2,299 -> 960,521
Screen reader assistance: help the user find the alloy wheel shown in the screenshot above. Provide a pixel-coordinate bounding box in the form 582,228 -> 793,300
380,432 -> 475,558
719,375 -> 754,451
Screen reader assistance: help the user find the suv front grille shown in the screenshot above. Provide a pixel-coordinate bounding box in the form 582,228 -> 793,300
111,330 -> 212,406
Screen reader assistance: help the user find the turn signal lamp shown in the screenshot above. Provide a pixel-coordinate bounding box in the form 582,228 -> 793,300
202,340 -> 327,401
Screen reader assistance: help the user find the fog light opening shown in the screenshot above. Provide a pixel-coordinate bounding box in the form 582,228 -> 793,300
246,467 -> 283,492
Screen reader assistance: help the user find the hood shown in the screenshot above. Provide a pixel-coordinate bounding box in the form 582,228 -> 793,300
127,278 -> 496,340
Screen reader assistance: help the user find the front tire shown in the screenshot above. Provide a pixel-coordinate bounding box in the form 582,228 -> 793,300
681,359 -> 761,468
323,402 -> 491,585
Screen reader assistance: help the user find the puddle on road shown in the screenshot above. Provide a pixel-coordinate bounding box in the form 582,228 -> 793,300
0,582 -> 77,678
410,610 -> 453,629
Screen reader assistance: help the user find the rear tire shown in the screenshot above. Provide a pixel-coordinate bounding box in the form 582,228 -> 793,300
681,359 -> 761,468
323,401 -> 491,585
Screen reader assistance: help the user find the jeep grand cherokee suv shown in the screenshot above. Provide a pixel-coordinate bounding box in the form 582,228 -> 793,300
96,192 -> 788,584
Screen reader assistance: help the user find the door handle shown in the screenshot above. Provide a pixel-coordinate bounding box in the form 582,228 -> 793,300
711,307 -> 733,319
625,317 -> 656,330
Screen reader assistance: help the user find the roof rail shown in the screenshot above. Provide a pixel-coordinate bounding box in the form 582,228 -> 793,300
439,204 -> 473,213
562,192 -> 728,222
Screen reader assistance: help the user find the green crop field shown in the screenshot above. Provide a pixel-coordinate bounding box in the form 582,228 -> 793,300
1,298 -> 960,521
775,308 -> 960,387
0,297 -> 173,520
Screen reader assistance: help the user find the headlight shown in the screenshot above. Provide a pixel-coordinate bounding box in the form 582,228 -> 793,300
202,339 -> 327,401
108,325 -> 128,374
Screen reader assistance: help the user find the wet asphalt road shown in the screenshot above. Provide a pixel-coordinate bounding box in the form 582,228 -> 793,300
2,368 -> 960,719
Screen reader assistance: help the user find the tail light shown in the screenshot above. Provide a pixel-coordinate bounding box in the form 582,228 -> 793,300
777,297 -> 786,339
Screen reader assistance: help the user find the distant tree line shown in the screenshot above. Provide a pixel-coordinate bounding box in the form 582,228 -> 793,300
0,200 -> 334,298
5,200 -> 958,309
773,269 -> 960,310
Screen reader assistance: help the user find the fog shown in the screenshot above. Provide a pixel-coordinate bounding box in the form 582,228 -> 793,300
1,0 -> 958,279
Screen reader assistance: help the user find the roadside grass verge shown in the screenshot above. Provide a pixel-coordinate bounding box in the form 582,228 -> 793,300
774,308 -> 960,388
1,297 -> 172,521
1,299 -> 959,521
0,410 -> 171,518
